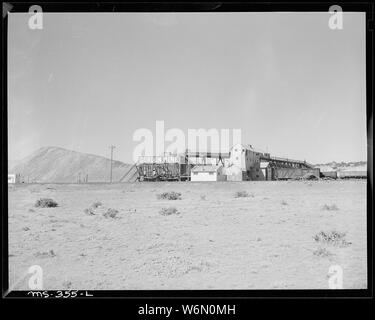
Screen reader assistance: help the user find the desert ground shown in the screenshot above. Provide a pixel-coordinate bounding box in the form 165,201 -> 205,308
8,180 -> 367,290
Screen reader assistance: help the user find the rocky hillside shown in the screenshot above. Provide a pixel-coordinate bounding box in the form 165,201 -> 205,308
10,146 -> 135,183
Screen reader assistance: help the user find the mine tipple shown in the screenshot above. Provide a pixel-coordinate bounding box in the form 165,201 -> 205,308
130,144 -> 320,182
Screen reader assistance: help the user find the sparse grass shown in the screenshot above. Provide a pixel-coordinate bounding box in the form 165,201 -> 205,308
159,207 -> 180,216
200,194 -> 206,201
84,208 -> 95,215
313,247 -> 333,257
234,191 -> 253,198
91,201 -> 103,209
62,280 -> 72,289
84,201 -> 103,215
322,204 -> 339,211
35,198 -> 58,208
34,250 -> 56,258
157,191 -> 182,200
313,231 -> 351,247
103,208 -> 119,219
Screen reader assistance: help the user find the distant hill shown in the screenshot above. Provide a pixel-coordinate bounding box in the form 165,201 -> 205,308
314,161 -> 367,172
10,146 -> 136,183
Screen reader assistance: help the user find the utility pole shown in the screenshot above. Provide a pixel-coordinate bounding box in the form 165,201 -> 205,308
109,145 -> 116,183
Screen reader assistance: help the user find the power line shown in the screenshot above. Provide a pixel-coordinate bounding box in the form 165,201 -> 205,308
109,145 -> 116,183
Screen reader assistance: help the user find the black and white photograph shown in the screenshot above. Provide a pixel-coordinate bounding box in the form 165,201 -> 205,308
2,2 -> 373,301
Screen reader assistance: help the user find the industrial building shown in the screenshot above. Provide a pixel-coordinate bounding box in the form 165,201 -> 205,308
132,143 -> 320,182
225,144 -> 266,181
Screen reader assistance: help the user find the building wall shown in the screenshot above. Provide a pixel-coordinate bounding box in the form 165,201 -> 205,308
230,144 -> 247,170
248,166 -> 265,181
191,171 -> 218,182
224,164 -> 243,181
322,171 -> 338,179
188,157 -> 217,166
217,173 -> 227,181
227,172 -> 246,181
274,168 -> 320,180
229,144 -> 264,181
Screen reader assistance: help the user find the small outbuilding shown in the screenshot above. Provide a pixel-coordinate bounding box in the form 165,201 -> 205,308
8,173 -> 22,184
191,165 -> 226,182
8,174 -> 16,184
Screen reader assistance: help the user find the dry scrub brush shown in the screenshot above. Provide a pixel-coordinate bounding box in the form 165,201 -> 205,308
35,198 -> 58,208
313,231 -> 351,247
322,204 -> 339,211
159,207 -> 180,216
157,192 -> 182,200
234,191 -> 253,198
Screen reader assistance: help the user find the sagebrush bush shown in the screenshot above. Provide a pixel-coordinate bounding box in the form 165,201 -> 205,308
84,208 -> 95,215
313,247 -> 333,257
234,191 -> 252,198
322,204 -> 339,211
157,192 -> 181,200
84,201 -> 103,215
313,231 -> 351,247
159,207 -> 179,216
35,198 -> 58,208
103,208 -> 119,218
34,249 -> 56,258
91,201 -> 103,209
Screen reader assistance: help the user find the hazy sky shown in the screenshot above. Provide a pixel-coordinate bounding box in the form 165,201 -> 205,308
8,12 -> 367,164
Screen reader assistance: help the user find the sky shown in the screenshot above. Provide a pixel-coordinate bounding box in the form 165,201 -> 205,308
8,12 -> 367,164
